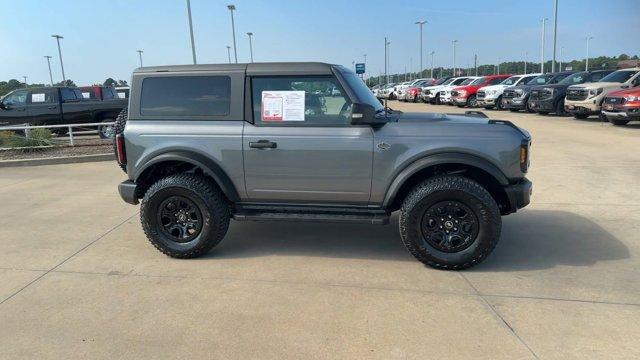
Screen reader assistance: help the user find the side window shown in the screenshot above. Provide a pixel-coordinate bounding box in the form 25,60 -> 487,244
3,90 -> 28,106
251,76 -> 351,126
29,89 -> 55,104
589,73 -> 603,82
103,88 -> 115,100
489,78 -> 504,85
61,88 -> 77,101
140,76 -> 230,116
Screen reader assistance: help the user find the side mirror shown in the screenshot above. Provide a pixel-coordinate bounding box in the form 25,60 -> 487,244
351,103 -> 385,125
0,102 -> 10,110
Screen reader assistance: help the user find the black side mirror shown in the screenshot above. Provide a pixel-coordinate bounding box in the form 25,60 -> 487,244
0,102 -> 10,110
351,103 -> 387,126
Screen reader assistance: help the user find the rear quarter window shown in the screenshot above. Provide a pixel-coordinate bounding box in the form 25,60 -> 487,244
140,76 -> 231,116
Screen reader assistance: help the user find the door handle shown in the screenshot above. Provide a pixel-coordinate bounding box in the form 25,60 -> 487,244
249,140 -> 277,149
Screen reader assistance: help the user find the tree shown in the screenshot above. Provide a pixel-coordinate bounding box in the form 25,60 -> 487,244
55,79 -> 76,87
103,78 -> 117,87
117,79 -> 128,86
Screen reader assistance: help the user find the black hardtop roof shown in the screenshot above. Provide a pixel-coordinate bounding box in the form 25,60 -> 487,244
133,62 -> 339,76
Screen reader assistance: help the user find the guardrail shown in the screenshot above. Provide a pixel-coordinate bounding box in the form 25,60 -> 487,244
0,122 -> 114,146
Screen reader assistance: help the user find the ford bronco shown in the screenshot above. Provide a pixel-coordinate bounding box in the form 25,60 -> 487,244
114,62 -> 532,270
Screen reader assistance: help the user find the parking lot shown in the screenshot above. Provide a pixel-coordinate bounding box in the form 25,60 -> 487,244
1,102 -> 639,359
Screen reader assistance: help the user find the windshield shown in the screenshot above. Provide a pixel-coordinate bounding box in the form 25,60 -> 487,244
470,77 -> 486,85
341,71 -> 383,111
501,76 -> 521,86
559,72 -> 588,85
437,78 -> 452,85
599,70 -> 637,83
459,78 -> 474,85
549,73 -> 571,84
527,74 -> 553,85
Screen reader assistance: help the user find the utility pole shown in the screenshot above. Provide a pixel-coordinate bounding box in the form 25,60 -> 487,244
22,76 -> 28,88
226,46 -> 231,63
497,60 -> 500,75
227,5 -> 238,63
44,56 -> 54,86
524,52 -> 528,74
540,18 -> 548,73
551,0 -> 559,72
186,0 -> 197,64
474,54 -> 478,76
384,37 -> 390,84
559,46 -> 564,71
585,36 -> 593,70
246,32 -> 254,62
363,54 -> 367,80
137,50 -> 144,67
430,51 -> 435,78
51,34 -> 66,82
415,20 -> 426,78
452,40 -> 458,76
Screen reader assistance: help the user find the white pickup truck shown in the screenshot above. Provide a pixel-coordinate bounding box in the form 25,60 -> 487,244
477,74 -> 540,110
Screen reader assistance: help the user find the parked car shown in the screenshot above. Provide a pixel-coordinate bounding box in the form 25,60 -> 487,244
114,62 -> 532,270
451,75 -> 511,108
477,74 -> 540,110
502,71 -> 574,112
79,86 -> 121,101
378,83 -> 397,99
400,79 -> 435,102
527,70 -> 613,116
370,84 -> 382,98
418,77 -> 453,103
439,77 -> 476,105
564,68 -> 640,119
393,81 -> 412,100
0,86 -> 127,138
601,87 -> 640,126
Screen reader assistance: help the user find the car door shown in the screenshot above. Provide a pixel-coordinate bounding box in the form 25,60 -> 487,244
0,90 -> 29,126
26,88 -> 61,125
243,75 -> 374,204
60,88 -> 93,124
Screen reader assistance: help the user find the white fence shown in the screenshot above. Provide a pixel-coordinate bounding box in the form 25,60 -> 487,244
0,122 -> 115,146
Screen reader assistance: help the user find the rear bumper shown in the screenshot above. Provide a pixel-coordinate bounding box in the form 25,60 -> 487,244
503,178 -> 532,214
118,180 -> 139,205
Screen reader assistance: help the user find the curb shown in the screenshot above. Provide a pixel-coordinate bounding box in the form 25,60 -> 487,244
0,153 -> 114,168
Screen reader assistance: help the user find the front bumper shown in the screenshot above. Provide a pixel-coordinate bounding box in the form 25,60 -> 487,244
118,180 -> 139,205
502,97 -> 527,110
503,178 -> 532,214
452,97 -> 468,105
602,109 -> 640,121
478,97 -> 497,106
528,98 -> 554,112
565,100 -> 599,114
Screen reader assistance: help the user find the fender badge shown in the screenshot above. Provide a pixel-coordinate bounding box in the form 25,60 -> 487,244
377,142 -> 391,151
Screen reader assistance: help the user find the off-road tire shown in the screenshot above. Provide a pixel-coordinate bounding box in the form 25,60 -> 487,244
112,107 -> 128,172
399,175 -> 501,270
141,173 -> 230,259
608,118 -> 629,126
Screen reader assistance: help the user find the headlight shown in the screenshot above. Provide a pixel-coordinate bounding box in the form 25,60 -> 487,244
457,90 -> 467,97
588,88 -> 603,97
514,89 -> 524,97
624,95 -> 639,102
488,90 -> 497,95
543,87 -> 554,94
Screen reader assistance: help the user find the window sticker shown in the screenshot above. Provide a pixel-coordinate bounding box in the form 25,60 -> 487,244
82,92 -> 90,99
31,93 -> 46,103
261,91 -> 305,121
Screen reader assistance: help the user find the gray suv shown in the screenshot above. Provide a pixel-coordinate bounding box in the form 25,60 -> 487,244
115,62 -> 532,270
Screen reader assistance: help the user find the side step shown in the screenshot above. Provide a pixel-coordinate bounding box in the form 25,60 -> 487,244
233,206 -> 390,225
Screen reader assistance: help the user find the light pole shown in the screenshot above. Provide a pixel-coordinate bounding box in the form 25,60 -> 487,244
551,0 -> 559,72
44,56 -> 54,86
246,32 -> 254,62
540,18 -> 548,73
452,40 -> 458,76
51,34 -> 66,82
474,54 -> 478,76
384,37 -> 390,84
585,36 -> 593,70
430,51 -> 435,78
415,20 -> 426,78
22,76 -> 28,88
559,46 -> 564,71
363,54 -> 367,81
137,50 -> 144,67
227,5 -> 238,63
524,51 -> 528,74
226,45 -> 231,63
186,0 -> 197,64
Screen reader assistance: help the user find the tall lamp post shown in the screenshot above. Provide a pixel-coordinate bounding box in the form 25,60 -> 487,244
246,32 -> 254,62
185,0 -> 197,64
559,46 -> 564,71
551,0 -> 559,72
363,54 -> 367,82
540,18 -> 548,73
226,46 -> 232,63
137,50 -> 144,67
227,5 -> 238,63
524,51 -> 528,74
384,38 -> 390,84
51,34 -> 66,82
452,40 -> 458,76
415,20 -> 426,78
585,36 -> 593,70
430,51 -> 435,78
44,56 -> 54,86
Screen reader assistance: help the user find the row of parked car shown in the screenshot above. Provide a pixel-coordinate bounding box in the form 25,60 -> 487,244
372,67 -> 640,126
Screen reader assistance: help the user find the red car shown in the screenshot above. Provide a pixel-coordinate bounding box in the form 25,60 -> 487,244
601,87 -> 640,126
451,75 -> 511,107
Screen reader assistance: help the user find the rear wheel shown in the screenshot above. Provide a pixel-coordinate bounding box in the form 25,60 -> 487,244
141,173 -> 230,259
399,175 -> 501,270
98,119 -> 116,139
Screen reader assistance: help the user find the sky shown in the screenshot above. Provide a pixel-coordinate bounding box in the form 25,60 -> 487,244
1,0 -> 639,85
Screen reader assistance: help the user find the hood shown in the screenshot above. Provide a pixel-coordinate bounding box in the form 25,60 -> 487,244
395,111 -> 490,125
607,87 -> 640,97
480,84 -> 508,92
570,81 -> 629,90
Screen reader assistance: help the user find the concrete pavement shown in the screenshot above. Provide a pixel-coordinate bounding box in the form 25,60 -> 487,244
1,102 -> 638,359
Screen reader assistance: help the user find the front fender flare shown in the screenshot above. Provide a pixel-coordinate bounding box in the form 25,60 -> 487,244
134,150 -> 240,202
382,152 -> 509,208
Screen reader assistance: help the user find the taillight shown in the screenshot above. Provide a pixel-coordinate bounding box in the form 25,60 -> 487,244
115,134 -> 127,165
520,140 -> 530,173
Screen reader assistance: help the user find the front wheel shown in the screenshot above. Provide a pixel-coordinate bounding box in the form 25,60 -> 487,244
399,175 -> 502,270
141,173 -> 230,259
467,95 -> 478,108
495,96 -> 504,110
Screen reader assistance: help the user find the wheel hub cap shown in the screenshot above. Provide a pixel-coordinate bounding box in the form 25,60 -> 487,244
157,196 -> 203,243
420,201 -> 479,253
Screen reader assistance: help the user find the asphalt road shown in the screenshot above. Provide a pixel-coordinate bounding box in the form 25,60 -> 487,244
1,102 -> 638,359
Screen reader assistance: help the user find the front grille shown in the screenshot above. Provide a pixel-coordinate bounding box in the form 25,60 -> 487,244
529,90 -> 541,101
439,90 -> 446,96
503,89 -> 517,99
451,90 -> 459,97
605,97 -> 625,105
566,89 -> 588,101
477,90 -> 485,100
